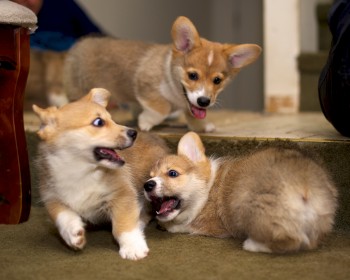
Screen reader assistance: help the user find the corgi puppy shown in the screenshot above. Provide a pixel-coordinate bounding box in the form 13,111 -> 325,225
63,16 -> 261,132
33,88 -> 169,260
144,132 -> 338,253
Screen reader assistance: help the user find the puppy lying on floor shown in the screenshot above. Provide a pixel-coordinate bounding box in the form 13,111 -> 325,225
63,16 -> 261,132
144,132 -> 338,253
33,88 -> 169,260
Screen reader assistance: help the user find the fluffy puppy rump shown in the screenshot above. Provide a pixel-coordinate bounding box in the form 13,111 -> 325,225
218,148 -> 338,253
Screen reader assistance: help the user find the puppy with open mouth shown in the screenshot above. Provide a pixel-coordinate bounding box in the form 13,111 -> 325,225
63,16 -> 261,132
144,132 -> 338,253
33,88 -> 169,260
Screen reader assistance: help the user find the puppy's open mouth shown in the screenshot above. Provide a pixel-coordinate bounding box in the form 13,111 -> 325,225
182,86 -> 207,119
150,196 -> 181,216
189,104 -> 206,119
94,147 -> 125,165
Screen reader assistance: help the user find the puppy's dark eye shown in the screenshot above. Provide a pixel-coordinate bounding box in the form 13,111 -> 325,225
213,77 -> 222,85
188,72 -> 199,81
92,117 -> 105,127
168,170 -> 179,178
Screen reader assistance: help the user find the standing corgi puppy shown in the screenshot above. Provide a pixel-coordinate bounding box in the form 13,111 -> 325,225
144,132 -> 338,253
63,16 -> 261,132
33,88 -> 169,260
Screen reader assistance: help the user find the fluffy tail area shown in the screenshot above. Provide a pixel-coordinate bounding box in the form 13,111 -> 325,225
243,185 -> 337,254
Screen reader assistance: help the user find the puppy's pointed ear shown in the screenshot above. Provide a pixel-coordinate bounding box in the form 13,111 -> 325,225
178,132 -> 206,162
225,44 -> 262,69
171,16 -> 201,53
32,104 -> 59,140
82,88 -> 111,108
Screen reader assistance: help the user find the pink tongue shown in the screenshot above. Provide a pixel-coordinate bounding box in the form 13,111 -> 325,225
157,199 -> 177,215
191,105 -> 206,119
100,148 -> 120,161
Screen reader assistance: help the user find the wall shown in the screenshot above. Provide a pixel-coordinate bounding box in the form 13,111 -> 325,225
300,0 -> 332,52
206,0 -> 263,111
263,0 -> 331,113
263,0 -> 300,113
76,0 -> 212,42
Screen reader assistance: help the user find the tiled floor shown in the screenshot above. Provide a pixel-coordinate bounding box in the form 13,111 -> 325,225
24,109 -> 350,142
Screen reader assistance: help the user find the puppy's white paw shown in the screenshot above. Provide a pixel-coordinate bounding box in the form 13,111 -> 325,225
138,118 -> 153,132
243,238 -> 272,253
56,211 -> 86,250
204,122 -> 216,133
138,110 -> 165,131
118,228 -> 149,260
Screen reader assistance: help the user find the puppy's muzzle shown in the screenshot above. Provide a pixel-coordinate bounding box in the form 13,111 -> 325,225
144,180 -> 156,192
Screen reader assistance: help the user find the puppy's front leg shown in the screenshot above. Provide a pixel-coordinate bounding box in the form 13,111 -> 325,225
45,200 -> 86,250
136,95 -> 172,131
185,111 -> 215,132
110,190 -> 149,260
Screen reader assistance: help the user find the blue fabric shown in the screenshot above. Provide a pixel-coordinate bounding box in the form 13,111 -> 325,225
31,0 -> 103,51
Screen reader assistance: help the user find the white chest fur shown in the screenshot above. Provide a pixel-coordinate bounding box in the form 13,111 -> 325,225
45,150 -> 116,223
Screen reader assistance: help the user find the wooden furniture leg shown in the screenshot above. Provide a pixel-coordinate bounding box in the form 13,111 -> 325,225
0,25 -> 31,224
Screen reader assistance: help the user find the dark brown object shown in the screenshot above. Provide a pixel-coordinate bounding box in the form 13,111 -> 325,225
0,25 -> 31,224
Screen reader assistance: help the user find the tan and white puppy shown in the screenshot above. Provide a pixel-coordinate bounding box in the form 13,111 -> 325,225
33,88 -> 169,260
144,132 -> 338,253
63,16 -> 261,132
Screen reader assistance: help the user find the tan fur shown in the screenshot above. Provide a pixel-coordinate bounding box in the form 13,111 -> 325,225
33,88 -> 169,260
63,16 -> 261,132
144,132 -> 338,253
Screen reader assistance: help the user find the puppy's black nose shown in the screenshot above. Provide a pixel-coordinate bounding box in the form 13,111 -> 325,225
144,180 -> 156,192
127,129 -> 137,141
197,96 -> 210,107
